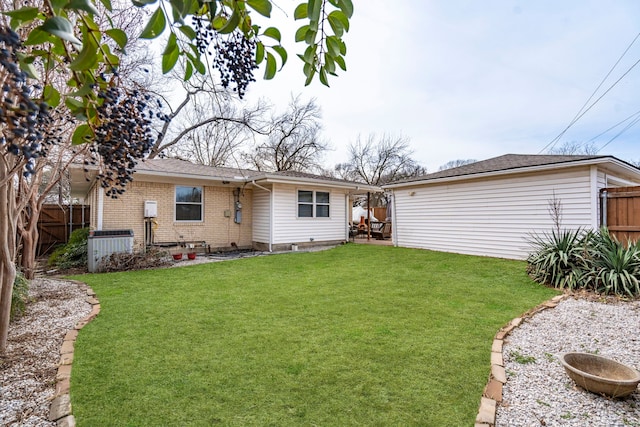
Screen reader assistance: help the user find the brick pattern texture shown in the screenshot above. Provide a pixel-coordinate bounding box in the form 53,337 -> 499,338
90,182 -> 253,250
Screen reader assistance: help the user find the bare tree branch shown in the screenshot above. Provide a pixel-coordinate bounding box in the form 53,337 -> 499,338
438,159 -> 477,171
335,133 -> 425,206
243,96 -> 330,172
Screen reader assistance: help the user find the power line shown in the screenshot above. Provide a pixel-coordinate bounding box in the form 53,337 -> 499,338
596,114 -> 640,153
541,56 -> 640,153
539,31 -> 640,153
586,108 -> 640,143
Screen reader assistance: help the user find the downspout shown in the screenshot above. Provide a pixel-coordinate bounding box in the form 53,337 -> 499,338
589,166 -> 598,229
600,189 -> 608,228
251,181 -> 273,252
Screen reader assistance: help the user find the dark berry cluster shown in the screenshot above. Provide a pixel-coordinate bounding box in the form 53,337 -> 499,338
0,27 -> 56,176
193,15 -> 215,55
192,16 -> 257,98
87,86 -> 168,198
212,32 -> 258,98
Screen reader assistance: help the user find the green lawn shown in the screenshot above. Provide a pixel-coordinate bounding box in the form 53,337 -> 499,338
70,245 -> 557,426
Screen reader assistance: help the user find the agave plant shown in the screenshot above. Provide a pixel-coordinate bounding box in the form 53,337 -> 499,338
526,228 -> 592,290
588,229 -> 640,297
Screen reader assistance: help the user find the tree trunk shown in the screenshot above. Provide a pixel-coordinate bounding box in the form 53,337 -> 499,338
0,162 -> 18,354
0,257 -> 17,353
20,225 -> 37,280
18,191 -> 40,280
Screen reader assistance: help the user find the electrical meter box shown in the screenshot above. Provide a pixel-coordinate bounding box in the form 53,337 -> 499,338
144,200 -> 158,218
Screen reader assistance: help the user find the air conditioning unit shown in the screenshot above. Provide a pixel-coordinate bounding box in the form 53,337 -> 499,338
144,200 -> 157,218
87,229 -> 134,272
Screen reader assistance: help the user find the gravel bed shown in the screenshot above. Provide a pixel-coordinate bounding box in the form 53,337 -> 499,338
0,278 -> 91,426
496,297 -> 640,426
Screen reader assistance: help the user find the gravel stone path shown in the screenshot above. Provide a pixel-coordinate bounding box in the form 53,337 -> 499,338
496,297 -> 640,427
0,278 -> 91,426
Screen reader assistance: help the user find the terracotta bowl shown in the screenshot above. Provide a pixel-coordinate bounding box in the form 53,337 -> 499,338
560,352 -> 640,398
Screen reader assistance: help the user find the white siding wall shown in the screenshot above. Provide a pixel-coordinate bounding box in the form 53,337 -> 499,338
393,167 -> 598,260
252,186 -> 271,244
271,183 -> 347,244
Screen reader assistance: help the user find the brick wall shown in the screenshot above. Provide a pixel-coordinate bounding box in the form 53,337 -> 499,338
96,181 -> 253,250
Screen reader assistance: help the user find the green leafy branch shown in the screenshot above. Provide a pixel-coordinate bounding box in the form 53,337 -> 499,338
2,0 -> 353,139
4,0 -> 130,141
136,0 -> 289,82
294,0 -> 352,86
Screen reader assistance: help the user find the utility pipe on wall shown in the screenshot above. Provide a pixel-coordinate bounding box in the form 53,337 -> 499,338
600,190 -> 608,227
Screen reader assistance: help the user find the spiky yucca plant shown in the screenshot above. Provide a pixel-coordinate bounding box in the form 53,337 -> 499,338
527,229 -> 592,290
589,230 -> 640,297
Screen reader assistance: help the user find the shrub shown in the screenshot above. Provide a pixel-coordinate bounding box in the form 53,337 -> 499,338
48,228 -> 89,270
526,228 -> 592,291
588,231 -> 640,297
527,227 -> 640,297
11,270 -> 30,321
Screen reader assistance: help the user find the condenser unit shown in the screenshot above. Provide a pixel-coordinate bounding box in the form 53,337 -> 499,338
87,229 -> 134,272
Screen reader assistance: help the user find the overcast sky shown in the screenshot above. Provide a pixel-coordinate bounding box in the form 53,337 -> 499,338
242,0 -> 640,172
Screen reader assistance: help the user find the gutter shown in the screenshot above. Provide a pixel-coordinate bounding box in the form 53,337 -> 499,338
251,181 -> 273,252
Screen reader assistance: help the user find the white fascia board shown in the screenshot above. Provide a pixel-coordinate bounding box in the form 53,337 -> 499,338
383,157 -> 640,190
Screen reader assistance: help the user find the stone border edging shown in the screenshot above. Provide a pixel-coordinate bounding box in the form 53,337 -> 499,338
475,293 -> 568,427
49,280 -> 100,427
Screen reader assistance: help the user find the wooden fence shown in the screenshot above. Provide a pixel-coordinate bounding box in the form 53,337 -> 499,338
37,204 -> 90,255
601,186 -> 640,243
373,207 -> 388,222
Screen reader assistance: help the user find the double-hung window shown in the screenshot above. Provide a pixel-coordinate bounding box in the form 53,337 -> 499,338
175,186 -> 203,221
298,190 -> 330,218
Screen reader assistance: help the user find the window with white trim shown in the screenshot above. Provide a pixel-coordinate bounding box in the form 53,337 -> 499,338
298,190 -> 330,218
175,186 -> 203,221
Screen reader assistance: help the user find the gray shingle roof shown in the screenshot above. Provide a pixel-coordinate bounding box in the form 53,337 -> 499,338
137,158 -> 373,188
265,169 -> 367,186
389,154 -> 614,185
137,158 -> 260,180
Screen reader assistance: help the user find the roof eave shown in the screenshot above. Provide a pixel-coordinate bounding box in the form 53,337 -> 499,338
383,156 -> 640,189
255,175 -> 382,192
